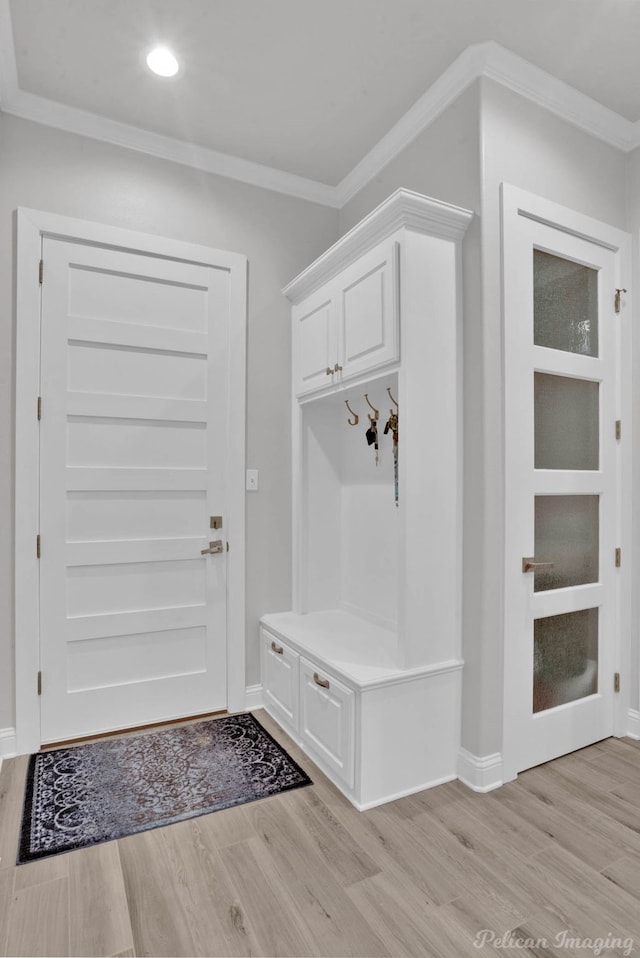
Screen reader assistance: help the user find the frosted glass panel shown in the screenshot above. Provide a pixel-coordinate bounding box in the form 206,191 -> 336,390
533,608 -> 598,713
534,496 -> 599,592
534,373 -> 599,470
533,250 -> 598,356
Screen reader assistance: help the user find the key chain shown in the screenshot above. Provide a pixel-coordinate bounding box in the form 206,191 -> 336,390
366,417 -> 379,465
364,393 -> 380,466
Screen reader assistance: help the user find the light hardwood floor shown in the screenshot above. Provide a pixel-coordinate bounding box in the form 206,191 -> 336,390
2,711 -> 640,957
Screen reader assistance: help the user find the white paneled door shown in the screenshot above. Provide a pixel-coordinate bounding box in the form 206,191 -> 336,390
502,186 -> 631,781
38,236 -> 236,743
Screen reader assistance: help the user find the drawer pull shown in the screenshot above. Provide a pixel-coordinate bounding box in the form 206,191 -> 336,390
313,671 -> 330,689
270,641 -> 284,655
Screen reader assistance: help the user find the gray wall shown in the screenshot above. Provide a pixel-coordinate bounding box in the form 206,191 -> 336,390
0,113 -> 338,732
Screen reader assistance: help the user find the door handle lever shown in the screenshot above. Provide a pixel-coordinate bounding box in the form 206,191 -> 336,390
522,557 -> 554,573
201,539 -> 224,555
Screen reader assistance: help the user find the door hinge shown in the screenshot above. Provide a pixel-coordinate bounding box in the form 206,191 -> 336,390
36,534 -> 41,559
37,396 -> 42,421
615,420 -> 621,440
615,547 -> 621,568
38,259 -> 44,285
614,288 -> 627,313
37,671 -> 42,696
614,672 -> 620,693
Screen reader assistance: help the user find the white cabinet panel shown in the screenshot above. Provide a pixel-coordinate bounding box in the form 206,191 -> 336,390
337,240 -> 399,381
293,240 -> 399,398
261,629 -> 299,736
299,657 -> 354,788
293,290 -> 335,396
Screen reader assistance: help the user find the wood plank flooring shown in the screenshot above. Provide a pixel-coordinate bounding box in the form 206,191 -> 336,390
1,711 -> 640,957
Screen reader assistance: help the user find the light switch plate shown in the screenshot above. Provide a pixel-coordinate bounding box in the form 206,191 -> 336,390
246,469 -> 259,491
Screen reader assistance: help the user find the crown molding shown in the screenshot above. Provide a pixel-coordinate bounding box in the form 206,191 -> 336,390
0,1 -> 338,208
334,40 -> 640,205
480,41 -> 639,152
2,0 -> 640,209
333,43 -> 489,207
6,85 -> 341,206
283,187 -> 473,303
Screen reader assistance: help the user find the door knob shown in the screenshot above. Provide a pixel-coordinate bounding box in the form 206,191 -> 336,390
201,539 -> 224,555
522,557 -> 554,573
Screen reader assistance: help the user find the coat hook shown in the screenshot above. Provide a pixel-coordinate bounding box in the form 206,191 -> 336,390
387,386 -> 398,409
364,393 -> 379,421
344,399 -> 359,426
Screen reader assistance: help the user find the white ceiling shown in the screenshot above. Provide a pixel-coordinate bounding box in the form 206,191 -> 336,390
4,0 -> 640,197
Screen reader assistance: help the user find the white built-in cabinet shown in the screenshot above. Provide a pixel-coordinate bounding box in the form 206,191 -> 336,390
293,239 -> 399,397
261,189 -> 473,809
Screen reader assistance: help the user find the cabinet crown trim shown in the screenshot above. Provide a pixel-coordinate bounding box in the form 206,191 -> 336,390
283,188 -> 473,304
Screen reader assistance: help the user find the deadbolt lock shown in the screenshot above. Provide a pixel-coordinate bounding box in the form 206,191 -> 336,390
210,516 -> 223,530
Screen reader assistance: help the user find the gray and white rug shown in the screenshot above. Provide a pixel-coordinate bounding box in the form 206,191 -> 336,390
18,712 -> 311,863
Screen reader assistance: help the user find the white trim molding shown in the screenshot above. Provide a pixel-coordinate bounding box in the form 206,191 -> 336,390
333,43 -> 490,207
283,188 -> 473,303
479,42 -> 637,153
0,727 -> 17,764
457,748 -> 503,793
355,774 -> 458,812
627,709 -> 640,740
244,684 -> 264,712
1,0 -> 639,209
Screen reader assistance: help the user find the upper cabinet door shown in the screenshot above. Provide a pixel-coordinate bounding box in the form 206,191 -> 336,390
293,239 -> 400,398
293,288 -> 336,397
336,239 -> 399,383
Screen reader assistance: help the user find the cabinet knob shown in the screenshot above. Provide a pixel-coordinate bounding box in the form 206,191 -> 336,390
325,367 -> 333,376
313,671 -> 330,689
270,640 -> 284,655
334,363 -> 343,373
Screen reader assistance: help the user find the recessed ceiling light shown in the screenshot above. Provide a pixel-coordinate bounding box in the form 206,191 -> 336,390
146,45 -> 179,78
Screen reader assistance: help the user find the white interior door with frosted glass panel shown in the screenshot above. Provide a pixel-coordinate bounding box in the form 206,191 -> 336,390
39,237 -> 232,744
503,191 -> 627,779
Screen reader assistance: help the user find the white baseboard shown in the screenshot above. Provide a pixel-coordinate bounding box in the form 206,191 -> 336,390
354,774 -> 458,811
0,727 -> 17,771
457,747 -> 503,792
626,708 -> 640,740
245,684 -> 264,711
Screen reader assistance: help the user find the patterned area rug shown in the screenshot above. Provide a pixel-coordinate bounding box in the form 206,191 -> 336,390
18,712 -> 311,863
